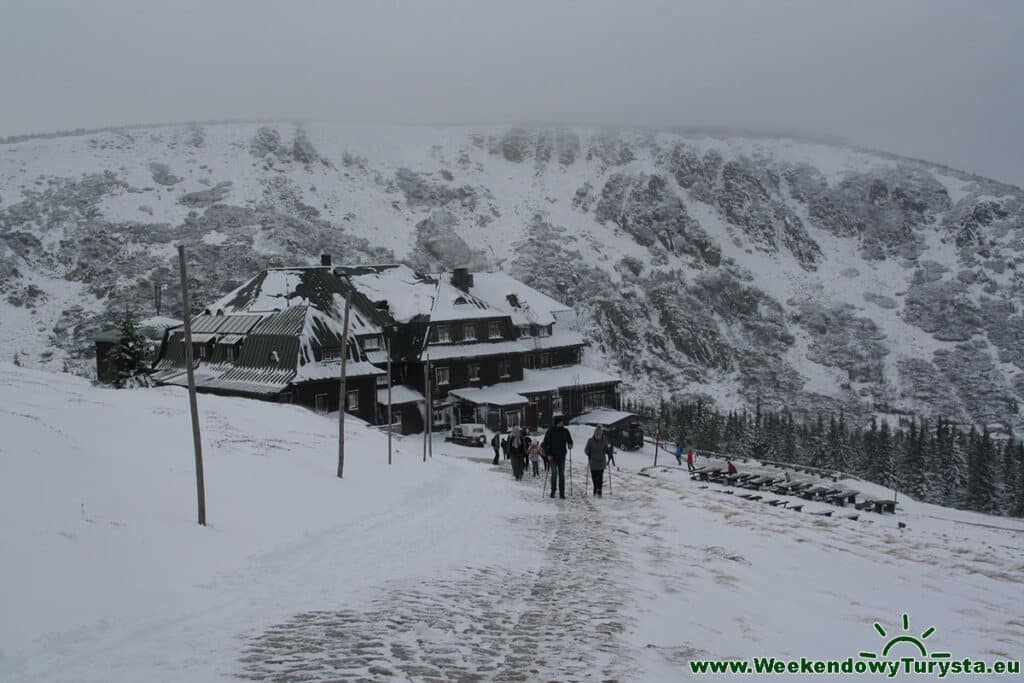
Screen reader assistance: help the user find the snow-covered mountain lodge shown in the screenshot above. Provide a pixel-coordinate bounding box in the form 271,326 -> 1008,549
151,259 -> 621,433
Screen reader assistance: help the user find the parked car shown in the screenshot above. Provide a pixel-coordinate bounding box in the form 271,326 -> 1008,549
447,423 -> 488,447
607,423 -> 645,450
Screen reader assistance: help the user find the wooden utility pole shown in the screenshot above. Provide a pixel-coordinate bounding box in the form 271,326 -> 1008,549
422,359 -> 429,463
177,245 -> 206,526
653,396 -> 663,467
337,291 -> 352,479
386,339 -> 393,465
427,355 -> 433,459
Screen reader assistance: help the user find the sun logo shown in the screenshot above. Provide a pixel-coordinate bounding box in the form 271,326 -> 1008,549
859,613 -> 951,660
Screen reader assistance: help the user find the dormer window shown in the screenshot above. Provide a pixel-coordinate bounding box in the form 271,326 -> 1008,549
454,296 -> 468,305
506,293 -> 520,307
463,324 -> 477,342
362,336 -> 381,351
538,325 -> 552,338
322,348 -> 342,362
433,325 -> 451,343
488,321 -> 502,339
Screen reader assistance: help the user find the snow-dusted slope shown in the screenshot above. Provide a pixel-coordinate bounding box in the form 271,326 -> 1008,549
1,363 -> 1022,681
2,122 -> 1023,432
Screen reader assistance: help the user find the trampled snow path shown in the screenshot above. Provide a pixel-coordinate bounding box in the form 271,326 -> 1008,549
238,463 -> 637,682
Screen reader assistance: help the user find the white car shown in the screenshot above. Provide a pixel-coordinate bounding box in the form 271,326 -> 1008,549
447,423 -> 488,447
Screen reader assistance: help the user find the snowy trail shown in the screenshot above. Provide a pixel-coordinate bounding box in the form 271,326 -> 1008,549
237,461 -> 639,682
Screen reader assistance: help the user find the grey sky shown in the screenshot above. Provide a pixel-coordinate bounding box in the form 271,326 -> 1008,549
1,0 -> 1022,185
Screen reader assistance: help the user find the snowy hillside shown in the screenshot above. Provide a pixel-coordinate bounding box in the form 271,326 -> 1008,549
2,122 -> 1024,433
1,363 -> 1022,681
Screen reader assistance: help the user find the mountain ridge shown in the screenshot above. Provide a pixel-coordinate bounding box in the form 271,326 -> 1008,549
2,121 -> 1023,434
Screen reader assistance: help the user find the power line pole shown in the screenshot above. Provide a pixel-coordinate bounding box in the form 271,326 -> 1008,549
337,291 -> 352,479
177,245 -> 206,527
427,355 -> 433,459
423,360 -> 429,463
387,338 -> 393,465
653,396 -> 663,467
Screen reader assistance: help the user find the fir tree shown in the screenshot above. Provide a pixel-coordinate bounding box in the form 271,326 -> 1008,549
106,310 -> 150,388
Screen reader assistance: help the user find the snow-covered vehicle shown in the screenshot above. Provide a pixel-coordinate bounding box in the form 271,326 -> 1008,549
607,423 -> 644,451
447,423 -> 488,447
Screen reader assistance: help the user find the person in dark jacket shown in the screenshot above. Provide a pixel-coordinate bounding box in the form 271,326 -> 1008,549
508,428 -> 529,480
584,426 -> 611,496
542,417 -> 574,498
491,432 -> 501,466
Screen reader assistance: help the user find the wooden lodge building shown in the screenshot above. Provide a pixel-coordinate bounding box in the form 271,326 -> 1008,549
152,259 -> 621,434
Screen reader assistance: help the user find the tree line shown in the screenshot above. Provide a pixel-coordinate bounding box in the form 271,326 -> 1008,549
623,398 -> 1024,518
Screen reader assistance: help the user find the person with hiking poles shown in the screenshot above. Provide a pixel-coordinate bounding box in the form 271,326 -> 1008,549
584,426 -> 611,497
491,431 -> 501,465
542,416 -> 574,499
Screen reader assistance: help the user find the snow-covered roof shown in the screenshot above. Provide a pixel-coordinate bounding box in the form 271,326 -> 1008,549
136,316 -> 182,330
447,366 -> 620,407
428,280 -> 496,323
424,332 -> 585,361
571,409 -> 638,427
376,385 -> 425,405
448,386 -> 530,406
294,360 -> 384,383
346,264 -> 436,324
466,272 -> 571,327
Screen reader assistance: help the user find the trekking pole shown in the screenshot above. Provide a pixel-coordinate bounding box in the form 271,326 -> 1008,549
608,462 -> 612,497
568,447 -> 573,498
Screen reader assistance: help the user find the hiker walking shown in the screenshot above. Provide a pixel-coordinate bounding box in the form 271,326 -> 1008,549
686,448 -> 696,472
542,416 -> 574,499
501,433 -> 509,460
585,426 -> 610,497
674,440 -> 684,466
528,440 -> 542,477
491,432 -> 501,466
726,460 -> 737,475
508,428 -> 528,480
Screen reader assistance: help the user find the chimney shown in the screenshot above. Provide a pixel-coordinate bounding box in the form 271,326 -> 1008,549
451,267 -> 473,292
320,254 -> 332,266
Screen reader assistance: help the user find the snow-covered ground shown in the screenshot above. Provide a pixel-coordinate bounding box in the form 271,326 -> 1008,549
1,364 -> 1022,681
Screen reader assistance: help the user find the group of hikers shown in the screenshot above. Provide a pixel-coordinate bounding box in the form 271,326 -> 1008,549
490,417 -> 615,498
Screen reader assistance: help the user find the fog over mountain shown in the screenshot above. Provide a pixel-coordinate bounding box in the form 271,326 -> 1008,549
1,0 -> 1022,186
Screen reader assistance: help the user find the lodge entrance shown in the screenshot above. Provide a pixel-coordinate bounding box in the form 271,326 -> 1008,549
526,401 -> 539,432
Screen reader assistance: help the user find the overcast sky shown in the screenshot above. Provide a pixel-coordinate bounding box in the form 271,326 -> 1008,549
1,0 -> 1022,185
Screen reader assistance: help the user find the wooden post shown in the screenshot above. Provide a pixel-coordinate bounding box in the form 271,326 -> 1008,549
177,245 -> 206,527
653,396 -> 663,467
422,361 -> 429,462
337,291 -> 352,479
387,338 -> 393,465
427,355 -> 433,459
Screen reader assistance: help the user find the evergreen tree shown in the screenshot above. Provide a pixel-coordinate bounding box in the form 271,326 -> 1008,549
106,310 -> 151,388
967,428 -> 998,513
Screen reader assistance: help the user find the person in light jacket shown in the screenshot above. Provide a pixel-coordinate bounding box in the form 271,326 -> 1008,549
585,426 -> 611,497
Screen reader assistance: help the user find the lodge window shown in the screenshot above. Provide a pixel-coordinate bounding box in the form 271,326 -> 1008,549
315,394 -> 328,414
195,343 -> 208,360
539,352 -> 551,368
362,336 -> 381,351
347,390 -> 359,412
488,321 -> 503,339
498,359 -> 511,378
322,347 -> 342,362
224,345 -> 236,362
468,363 -> 481,382
522,354 -> 534,369
551,393 -> 563,415
435,366 -> 450,386
463,324 -> 477,342
434,325 -> 451,343
583,391 -> 607,411
538,326 -> 552,337
376,374 -> 388,386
